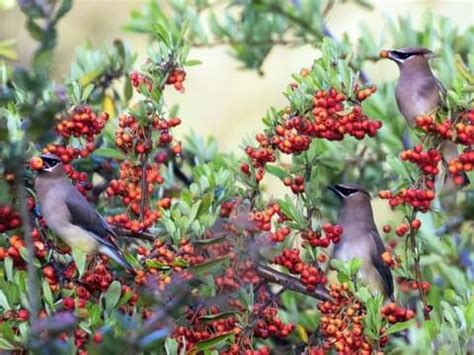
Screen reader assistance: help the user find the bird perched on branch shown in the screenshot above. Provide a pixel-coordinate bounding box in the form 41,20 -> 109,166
33,153 -> 134,273
380,47 -> 469,187
328,184 -> 394,300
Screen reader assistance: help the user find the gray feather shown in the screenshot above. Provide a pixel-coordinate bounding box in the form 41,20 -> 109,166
370,231 -> 394,300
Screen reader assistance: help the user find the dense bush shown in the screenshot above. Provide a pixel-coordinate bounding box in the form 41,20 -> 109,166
0,1 -> 472,354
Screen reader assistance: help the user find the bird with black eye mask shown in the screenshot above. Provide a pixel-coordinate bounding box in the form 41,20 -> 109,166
34,153 -> 135,273
328,184 -> 394,301
380,47 -> 469,188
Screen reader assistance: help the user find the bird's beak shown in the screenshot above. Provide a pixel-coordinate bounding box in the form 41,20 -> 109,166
327,185 -> 344,199
379,49 -> 396,61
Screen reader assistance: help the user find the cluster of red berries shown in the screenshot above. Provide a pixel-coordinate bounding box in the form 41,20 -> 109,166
300,223 -> 343,248
215,261 -> 261,291
400,145 -> 441,178
253,305 -> 295,339
106,161 -> 162,232
283,175 -> 305,194
80,261 -> 114,292
115,114 -> 152,155
173,305 -> 240,351
318,283 -> 381,353
166,68 -> 186,92
273,249 -> 326,291
381,251 -> 395,268
381,303 -> 415,324
448,149 -> 474,185
243,88 -> 381,183
312,88 -> 382,141
379,188 -> 435,213
129,71 -> 153,92
178,239 -> 206,266
249,203 -> 284,233
397,277 -> 431,293
225,346 -> 270,355
0,230 -> 47,267
415,110 -> 474,146
0,204 -> 21,233
56,106 -> 109,142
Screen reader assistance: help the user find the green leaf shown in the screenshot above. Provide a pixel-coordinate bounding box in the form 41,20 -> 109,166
72,248 -> 87,277
104,280 -> 121,312
194,332 -> 234,351
81,83 -> 95,102
0,337 -> 17,350
266,165 -> 290,180
4,257 -> 13,281
42,280 -> 55,310
94,148 -> 126,160
54,0 -> 73,22
185,59 -> 202,66
190,257 -> 229,274
18,248 -> 40,267
145,259 -> 171,270
386,319 -> 416,335
200,311 -> 238,322
165,337 -> 179,355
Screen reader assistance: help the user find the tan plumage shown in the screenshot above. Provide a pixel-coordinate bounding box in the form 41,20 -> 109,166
329,184 -> 394,300
34,153 -> 134,273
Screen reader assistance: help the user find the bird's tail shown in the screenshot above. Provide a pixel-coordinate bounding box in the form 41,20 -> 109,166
99,245 -> 136,274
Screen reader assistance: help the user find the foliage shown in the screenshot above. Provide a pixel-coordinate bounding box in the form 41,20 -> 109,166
0,0 -> 472,354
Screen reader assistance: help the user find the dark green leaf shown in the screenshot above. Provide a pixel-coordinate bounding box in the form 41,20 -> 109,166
94,148 -> 126,160
104,280 -> 121,311
190,257 -> 229,274
195,332 -> 234,350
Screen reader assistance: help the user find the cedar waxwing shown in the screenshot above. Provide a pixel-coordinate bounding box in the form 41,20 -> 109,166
382,47 -> 469,187
328,184 -> 394,300
34,153 -> 134,273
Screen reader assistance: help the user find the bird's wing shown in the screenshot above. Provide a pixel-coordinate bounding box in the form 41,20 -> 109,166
369,230 -> 394,299
65,189 -> 119,251
435,77 -> 447,102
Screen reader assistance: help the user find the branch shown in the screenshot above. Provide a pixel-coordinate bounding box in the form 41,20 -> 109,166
15,170 -> 40,327
114,227 -> 156,241
255,262 -> 333,302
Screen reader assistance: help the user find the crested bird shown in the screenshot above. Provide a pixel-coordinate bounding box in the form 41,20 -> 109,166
381,47 -> 469,187
328,184 -> 394,300
34,153 -> 134,273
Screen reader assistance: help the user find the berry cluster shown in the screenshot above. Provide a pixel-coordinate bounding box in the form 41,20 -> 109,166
381,303 -> 415,324
415,110 -> 474,146
249,203 -> 284,233
448,149 -> 474,185
273,249 -> 327,291
300,223 -> 343,248
129,71 -> 153,92
397,277 -> 431,293
318,283 -> 381,353
80,261 -> 114,292
312,88 -> 382,141
253,305 -> 295,339
56,106 -> 109,142
243,87 -> 382,183
400,145 -> 441,179
106,161 -> 162,232
0,204 -> 21,232
379,188 -> 435,213
283,175 -> 305,194
166,68 -> 186,92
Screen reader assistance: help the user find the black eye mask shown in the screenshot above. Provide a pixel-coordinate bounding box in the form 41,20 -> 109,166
392,51 -> 412,60
42,157 -> 60,168
336,186 -> 358,196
